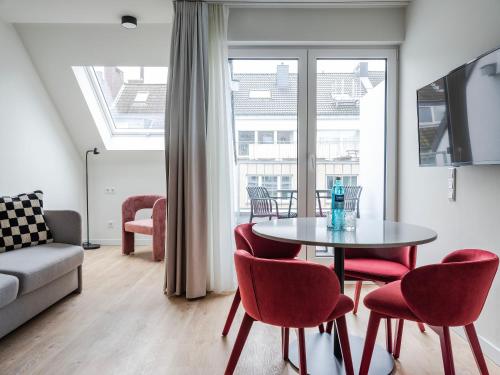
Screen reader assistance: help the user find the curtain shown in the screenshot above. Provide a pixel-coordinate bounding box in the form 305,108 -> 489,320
164,1 -> 209,299
206,4 -> 237,293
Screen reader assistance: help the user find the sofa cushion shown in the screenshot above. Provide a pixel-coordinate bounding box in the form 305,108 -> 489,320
124,219 -> 154,235
0,273 -> 19,308
0,243 -> 83,295
0,190 -> 53,252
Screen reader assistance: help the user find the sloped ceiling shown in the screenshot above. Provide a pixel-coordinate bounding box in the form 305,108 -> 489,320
15,23 -> 172,160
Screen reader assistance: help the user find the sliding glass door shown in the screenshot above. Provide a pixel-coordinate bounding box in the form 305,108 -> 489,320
229,48 -> 397,262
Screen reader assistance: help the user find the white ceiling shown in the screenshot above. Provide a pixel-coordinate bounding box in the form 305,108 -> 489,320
0,0 -> 409,24
0,0 -> 174,23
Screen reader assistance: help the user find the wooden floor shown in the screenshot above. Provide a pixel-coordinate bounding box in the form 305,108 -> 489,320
0,246 -> 498,375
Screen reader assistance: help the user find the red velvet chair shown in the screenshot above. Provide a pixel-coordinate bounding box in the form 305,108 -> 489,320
122,195 -> 166,262
359,249 -> 499,375
221,223 -> 301,336
325,246 -> 426,337
226,250 -> 355,375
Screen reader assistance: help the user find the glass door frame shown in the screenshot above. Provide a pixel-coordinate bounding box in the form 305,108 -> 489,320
306,48 -> 398,262
228,47 -> 398,262
228,48 -> 309,224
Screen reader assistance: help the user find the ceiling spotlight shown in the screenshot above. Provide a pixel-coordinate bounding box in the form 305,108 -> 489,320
121,15 -> 137,29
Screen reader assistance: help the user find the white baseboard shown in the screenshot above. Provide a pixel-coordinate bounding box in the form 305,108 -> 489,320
91,239 -> 152,246
453,327 -> 500,365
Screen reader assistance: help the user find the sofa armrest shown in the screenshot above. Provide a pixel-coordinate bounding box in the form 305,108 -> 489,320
44,210 -> 82,246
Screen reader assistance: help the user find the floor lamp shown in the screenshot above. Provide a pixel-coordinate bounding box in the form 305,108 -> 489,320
83,147 -> 100,250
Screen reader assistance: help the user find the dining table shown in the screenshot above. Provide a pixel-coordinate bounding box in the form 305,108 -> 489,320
253,217 -> 437,375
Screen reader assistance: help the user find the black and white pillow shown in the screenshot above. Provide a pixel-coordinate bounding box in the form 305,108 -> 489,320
0,190 -> 53,253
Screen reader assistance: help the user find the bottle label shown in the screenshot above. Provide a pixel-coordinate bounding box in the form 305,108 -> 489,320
334,195 -> 344,203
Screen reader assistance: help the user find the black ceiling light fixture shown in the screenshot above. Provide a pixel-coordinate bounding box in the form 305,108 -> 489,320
121,15 -> 137,29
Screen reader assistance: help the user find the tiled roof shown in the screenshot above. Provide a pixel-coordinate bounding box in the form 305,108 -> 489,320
232,72 -> 385,117
112,83 -> 166,115
111,71 -> 385,117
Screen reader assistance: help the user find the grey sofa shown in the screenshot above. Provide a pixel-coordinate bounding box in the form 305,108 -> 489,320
0,210 -> 83,339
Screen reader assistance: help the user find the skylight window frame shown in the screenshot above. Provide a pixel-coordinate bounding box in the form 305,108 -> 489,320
84,66 -> 164,137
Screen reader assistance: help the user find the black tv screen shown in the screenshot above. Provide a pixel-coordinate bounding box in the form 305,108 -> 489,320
417,78 -> 452,166
417,46 -> 500,166
447,47 -> 500,165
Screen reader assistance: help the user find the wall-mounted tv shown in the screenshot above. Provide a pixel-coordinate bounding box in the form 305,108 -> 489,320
417,46 -> 500,167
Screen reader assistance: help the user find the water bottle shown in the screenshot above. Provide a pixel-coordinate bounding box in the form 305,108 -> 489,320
331,177 -> 345,231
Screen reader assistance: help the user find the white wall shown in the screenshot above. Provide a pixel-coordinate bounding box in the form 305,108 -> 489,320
399,0 -> 500,363
15,24 -> 170,243
228,7 -> 405,44
0,20 -> 83,212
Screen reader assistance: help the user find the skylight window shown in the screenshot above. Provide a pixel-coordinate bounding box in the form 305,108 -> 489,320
134,92 -> 149,102
73,66 -> 168,150
249,90 -> 271,99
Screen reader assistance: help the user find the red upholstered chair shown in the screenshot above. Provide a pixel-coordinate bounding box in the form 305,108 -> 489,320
221,223 -> 301,336
226,250 -> 355,375
325,246 -> 426,338
122,195 -> 166,262
359,249 -> 499,375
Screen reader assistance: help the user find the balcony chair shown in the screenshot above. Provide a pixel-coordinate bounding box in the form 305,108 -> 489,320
359,249 -> 498,375
225,250 -> 355,375
324,246 -> 426,338
316,185 -> 362,218
122,195 -> 166,261
221,223 -> 301,336
246,186 -> 296,223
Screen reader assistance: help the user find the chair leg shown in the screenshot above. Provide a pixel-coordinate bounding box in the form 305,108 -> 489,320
418,322 -> 426,332
326,320 -> 334,334
353,281 -> 362,315
298,328 -> 307,375
122,231 -> 135,255
464,323 -> 489,375
225,313 -> 254,375
336,316 -> 355,375
386,318 -> 393,354
393,319 -> 404,359
282,327 -> 290,361
222,288 -> 241,336
435,326 -> 455,375
359,312 -> 382,375
318,323 -> 325,334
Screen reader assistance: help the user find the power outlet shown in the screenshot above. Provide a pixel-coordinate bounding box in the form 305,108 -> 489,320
107,220 -> 114,229
105,187 -> 116,194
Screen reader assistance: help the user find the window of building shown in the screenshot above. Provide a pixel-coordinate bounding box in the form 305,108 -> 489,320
262,176 -> 278,192
277,131 -> 294,144
249,90 -> 271,99
134,92 -> 150,102
258,131 -> 274,144
326,175 -> 358,189
247,175 -> 259,188
280,175 -> 293,190
73,66 -> 167,150
238,131 -> 255,156
418,106 -> 433,123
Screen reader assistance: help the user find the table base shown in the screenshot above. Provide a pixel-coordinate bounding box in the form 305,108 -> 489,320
288,332 -> 394,375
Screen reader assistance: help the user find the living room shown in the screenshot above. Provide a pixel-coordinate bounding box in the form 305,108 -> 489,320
0,0 -> 499,374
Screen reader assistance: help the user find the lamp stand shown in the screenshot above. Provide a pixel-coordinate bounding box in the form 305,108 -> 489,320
83,148 -> 100,250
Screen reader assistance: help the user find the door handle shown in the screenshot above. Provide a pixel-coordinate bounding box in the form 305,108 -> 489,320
310,154 -> 316,170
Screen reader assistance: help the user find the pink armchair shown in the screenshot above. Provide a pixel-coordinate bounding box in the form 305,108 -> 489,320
122,195 -> 166,261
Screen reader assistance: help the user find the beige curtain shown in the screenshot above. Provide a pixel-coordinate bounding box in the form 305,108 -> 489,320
164,1 -> 209,299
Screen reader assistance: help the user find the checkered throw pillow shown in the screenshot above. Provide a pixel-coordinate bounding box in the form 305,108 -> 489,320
0,190 -> 53,253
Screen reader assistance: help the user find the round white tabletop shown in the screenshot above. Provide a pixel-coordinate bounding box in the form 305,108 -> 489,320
253,217 -> 438,249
